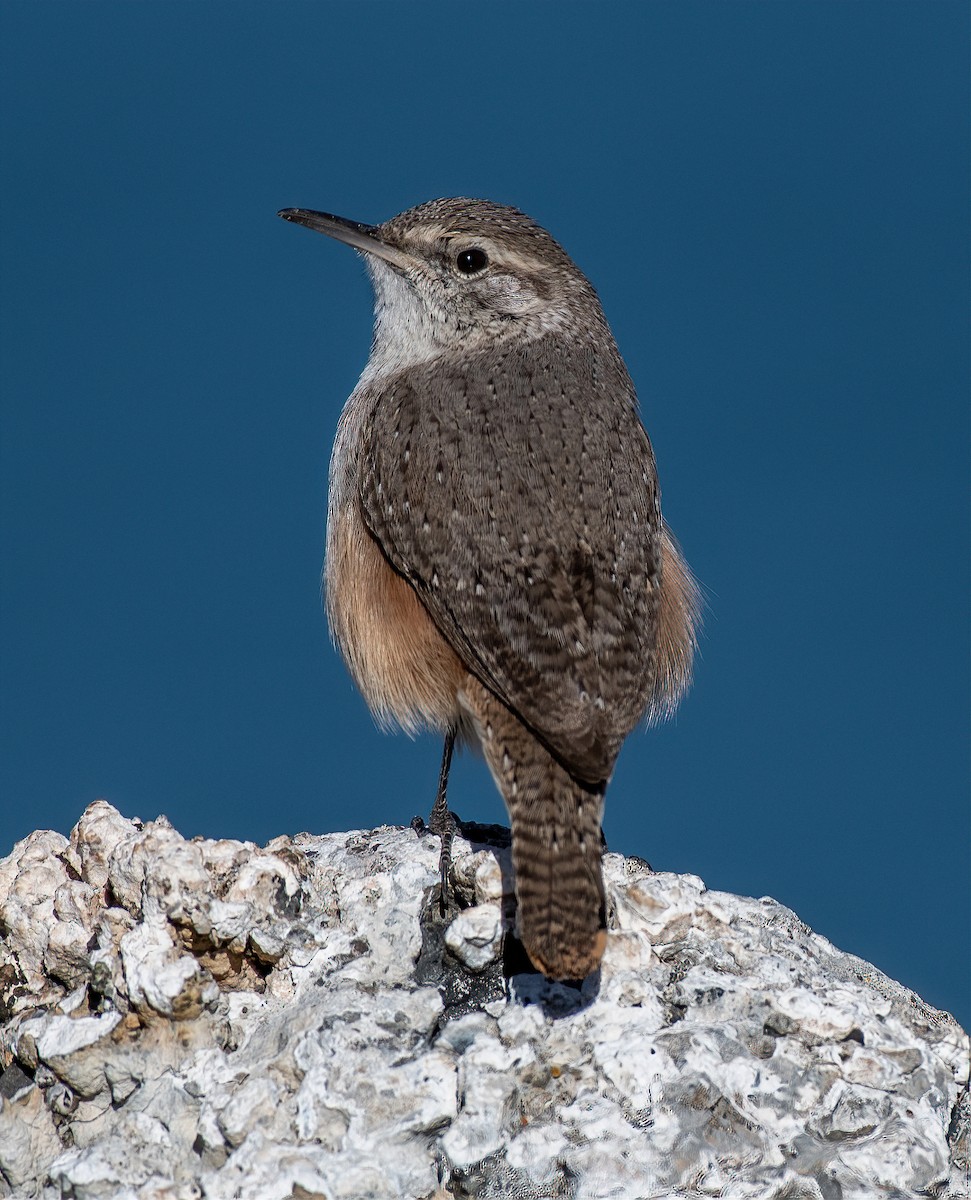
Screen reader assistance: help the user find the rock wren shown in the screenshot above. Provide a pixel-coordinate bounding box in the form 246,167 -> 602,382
279,198 -> 699,981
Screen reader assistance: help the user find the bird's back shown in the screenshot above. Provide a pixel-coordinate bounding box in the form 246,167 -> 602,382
360,332 -> 662,785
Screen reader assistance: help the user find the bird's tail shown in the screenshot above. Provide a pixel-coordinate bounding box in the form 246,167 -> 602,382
460,678 -> 607,980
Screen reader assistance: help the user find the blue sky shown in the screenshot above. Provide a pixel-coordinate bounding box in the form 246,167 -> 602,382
1,2 -> 967,1026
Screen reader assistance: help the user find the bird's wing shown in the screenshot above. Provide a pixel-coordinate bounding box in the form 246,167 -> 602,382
359,337 -> 660,783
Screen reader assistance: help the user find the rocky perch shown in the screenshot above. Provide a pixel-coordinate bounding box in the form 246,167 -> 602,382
0,802 -> 967,1199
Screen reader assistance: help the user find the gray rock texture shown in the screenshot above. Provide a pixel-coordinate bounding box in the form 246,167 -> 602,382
0,801 -> 967,1199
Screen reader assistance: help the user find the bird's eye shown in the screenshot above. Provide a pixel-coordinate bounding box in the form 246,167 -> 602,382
455,247 -> 489,275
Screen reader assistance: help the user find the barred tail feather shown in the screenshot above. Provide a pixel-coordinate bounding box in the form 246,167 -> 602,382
460,677 -> 608,980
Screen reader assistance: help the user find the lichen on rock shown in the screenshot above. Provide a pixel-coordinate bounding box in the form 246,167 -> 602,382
0,801 -> 967,1199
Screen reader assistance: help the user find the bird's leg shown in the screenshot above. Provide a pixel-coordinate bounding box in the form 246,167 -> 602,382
429,726 -> 456,913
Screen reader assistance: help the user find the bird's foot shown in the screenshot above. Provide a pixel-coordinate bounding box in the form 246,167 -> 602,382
411,806 -> 459,916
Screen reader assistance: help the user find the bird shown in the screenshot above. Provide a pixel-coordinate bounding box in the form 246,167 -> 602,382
279,197 -> 699,981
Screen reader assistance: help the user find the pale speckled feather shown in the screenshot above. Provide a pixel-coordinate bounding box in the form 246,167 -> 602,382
651,523 -> 701,724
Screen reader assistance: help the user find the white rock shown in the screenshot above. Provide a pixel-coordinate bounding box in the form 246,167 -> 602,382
0,1081 -> 61,1190
444,903 -> 503,970
0,802 -> 965,1199
33,1011 -> 122,1060
216,1075 -> 282,1148
120,912 -> 218,1019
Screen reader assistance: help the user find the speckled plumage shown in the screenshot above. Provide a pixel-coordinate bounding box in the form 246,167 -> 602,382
281,197 -> 699,980
360,334 -> 661,783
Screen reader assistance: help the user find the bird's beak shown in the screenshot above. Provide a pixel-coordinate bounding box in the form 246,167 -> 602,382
277,208 -> 414,270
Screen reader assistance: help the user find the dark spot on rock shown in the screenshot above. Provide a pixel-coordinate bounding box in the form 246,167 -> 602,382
0,1063 -> 34,1101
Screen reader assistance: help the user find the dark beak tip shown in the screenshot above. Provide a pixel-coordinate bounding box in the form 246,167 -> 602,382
275,206 -> 400,263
